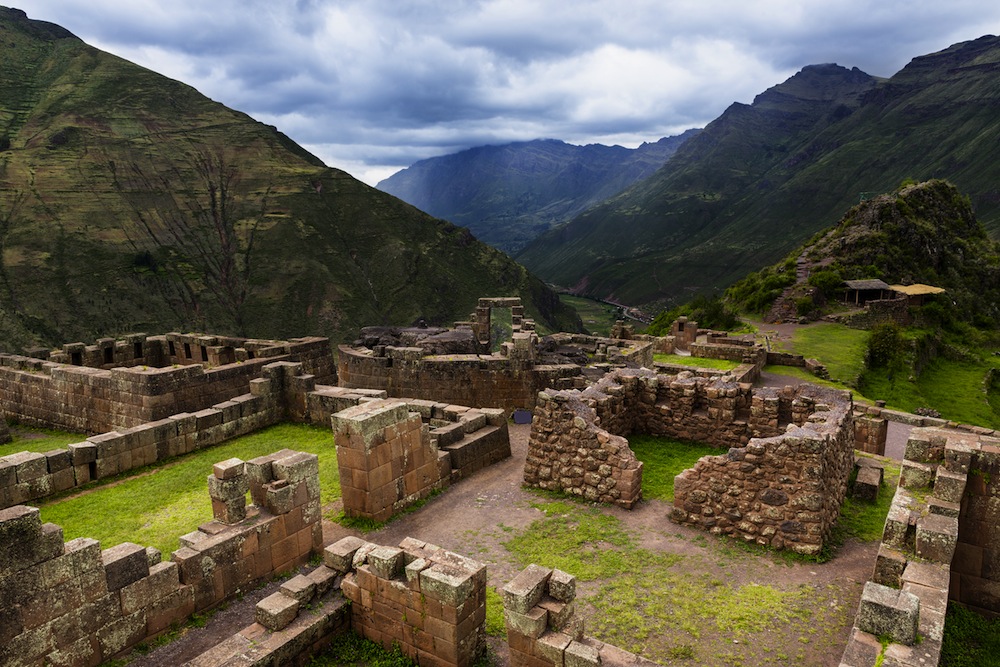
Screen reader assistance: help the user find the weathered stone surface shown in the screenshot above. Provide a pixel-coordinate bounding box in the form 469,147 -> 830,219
503,564 -> 551,614
256,591 -> 299,631
856,582 -> 920,646
102,542 -> 150,591
324,536 -> 368,573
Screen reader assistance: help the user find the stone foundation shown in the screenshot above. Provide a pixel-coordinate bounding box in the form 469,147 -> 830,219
334,535 -> 488,667
0,449 -> 321,667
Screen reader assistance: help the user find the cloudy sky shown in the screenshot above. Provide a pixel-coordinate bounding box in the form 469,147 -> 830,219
22,1 -> 1000,185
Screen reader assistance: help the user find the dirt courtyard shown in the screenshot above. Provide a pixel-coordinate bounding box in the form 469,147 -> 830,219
136,420 -> 877,667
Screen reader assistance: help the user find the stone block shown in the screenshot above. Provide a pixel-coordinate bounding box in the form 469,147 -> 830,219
256,591 -> 299,631
280,574 -> 317,605
537,631 -> 572,666
899,460 -> 933,490
503,564 -> 552,614
207,472 -> 250,501
504,606 -> 548,639
44,449 -> 72,473
265,480 -> 295,515
915,514 -> 958,563
932,467 -> 966,504
324,536 -> 369,573
565,640 -> 601,667
856,582 -> 920,646
273,451 -> 319,484
213,457 -> 246,480
421,562 -> 476,607
548,569 -> 576,603
306,565 -> 339,596
852,466 -> 881,502
368,545 -> 404,580
8,451 -> 47,482
873,545 -> 907,588
102,542 -> 150,591
539,598 -> 575,631
332,400 -> 410,452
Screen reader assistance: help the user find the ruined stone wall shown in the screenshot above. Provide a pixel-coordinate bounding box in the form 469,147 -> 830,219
836,295 -> 910,329
953,434 -> 1000,616
337,345 -> 580,413
524,368 -> 833,508
839,427 -> 972,666
854,411 -> 888,456
0,449 -> 321,667
671,388 -> 854,555
0,337 -> 334,434
503,564 -> 657,667
333,535 -> 488,667
332,398 -> 511,522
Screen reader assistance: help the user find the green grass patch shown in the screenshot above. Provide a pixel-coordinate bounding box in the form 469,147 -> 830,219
39,423 -> 340,555
860,355 -> 1000,429
627,435 -> 723,502
485,587 -> 506,638
0,423 -> 87,456
833,459 -> 901,544
308,631 -> 416,667
940,602 -> 1000,667
653,354 -> 741,371
558,294 -> 622,337
788,323 -> 868,385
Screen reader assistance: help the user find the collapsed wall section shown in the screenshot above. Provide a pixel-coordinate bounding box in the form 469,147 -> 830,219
0,449 -> 322,667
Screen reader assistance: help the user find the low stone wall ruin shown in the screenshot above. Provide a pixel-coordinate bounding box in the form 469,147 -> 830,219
0,449 -> 322,667
337,344 -> 581,413
672,388 -> 855,555
1,362 -> 512,512
0,336 -> 334,434
525,367 -> 856,553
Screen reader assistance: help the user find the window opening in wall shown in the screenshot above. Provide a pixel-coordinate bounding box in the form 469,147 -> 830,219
184,343 -> 192,359
247,350 -> 255,359
489,307 -> 514,353
168,341 -> 176,357
133,341 -> 143,358
70,351 -> 82,365
200,346 -> 208,362
103,347 -> 114,364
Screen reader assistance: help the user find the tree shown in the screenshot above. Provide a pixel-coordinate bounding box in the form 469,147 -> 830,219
110,145 -> 270,335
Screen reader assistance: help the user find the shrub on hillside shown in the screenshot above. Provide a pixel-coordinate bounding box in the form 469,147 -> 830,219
647,294 -> 742,335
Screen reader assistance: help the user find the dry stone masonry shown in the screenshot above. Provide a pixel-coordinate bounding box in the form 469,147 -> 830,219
0,449 -> 322,667
332,535 -> 488,667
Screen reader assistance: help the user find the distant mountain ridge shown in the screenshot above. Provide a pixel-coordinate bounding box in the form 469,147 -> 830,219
516,36 -> 1000,310
0,6 -> 579,349
377,131 -> 699,254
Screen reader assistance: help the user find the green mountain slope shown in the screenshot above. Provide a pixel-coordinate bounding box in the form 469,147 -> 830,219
0,7 -> 579,350
518,36 -> 1000,311
376,132 -> 699,254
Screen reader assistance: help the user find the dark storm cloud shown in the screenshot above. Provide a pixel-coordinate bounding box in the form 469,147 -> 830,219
22,0 -> 1000,184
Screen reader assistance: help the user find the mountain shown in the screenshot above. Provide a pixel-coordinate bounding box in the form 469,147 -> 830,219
517,36 -> 1000,310
376,132 -> 699,254
0,7 -> 579,351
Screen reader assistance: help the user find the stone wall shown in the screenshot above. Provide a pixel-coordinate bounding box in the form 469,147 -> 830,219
337,344 -> 581,413
671,387 -> 855,555
525,368 -> 851,511
854,410 -> 889,455
839,426 -> 973,666
0,337 -> 334,434
332,398 -> 511,522
0,449 -> 321,667
835,295 -> 911,329
333,535 -> 488,667
502,564 -> 658,667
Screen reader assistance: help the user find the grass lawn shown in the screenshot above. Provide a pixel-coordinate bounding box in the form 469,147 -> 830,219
653,354 -> 741,371
1,423 -> 87,457
627,434 -> 724,501
788,324 -> 868,385
39,423 -> 340,556
860,355 -> 1000,429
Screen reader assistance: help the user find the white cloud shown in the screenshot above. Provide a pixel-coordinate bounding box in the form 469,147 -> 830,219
21,0 -> 1000,184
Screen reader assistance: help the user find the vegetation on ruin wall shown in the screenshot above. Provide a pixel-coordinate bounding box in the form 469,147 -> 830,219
38,423 -> 339,555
